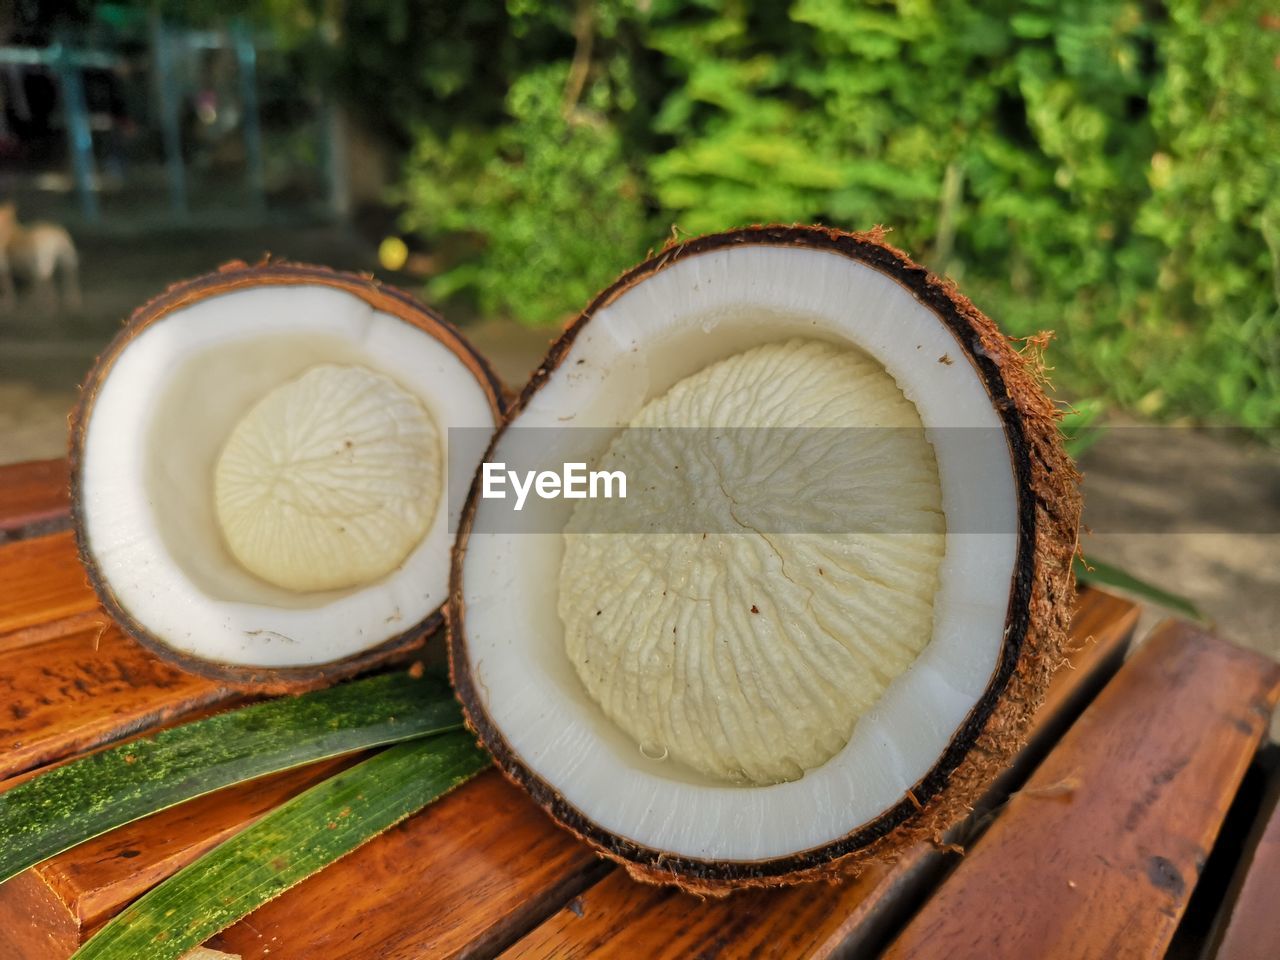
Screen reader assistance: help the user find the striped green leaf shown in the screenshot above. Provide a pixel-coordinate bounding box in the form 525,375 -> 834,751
0,670 -> 462,884
73,732 -> 488,960
1075,555 -> 1204,621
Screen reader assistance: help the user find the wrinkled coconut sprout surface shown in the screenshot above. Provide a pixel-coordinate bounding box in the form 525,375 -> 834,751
214,363 -> 442,592
559,339 -> 945,785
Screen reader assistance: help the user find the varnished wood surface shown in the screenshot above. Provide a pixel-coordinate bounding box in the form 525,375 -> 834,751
508,853 -> 918,960
212,770 -> 607,960
502,589 -> 1140,960
883,621 -> 1280,960
1209,757 -> 1280,960
0,531 -> 99,649
0,868 -> 82,958
0,456 -> 1272,959
0,458 -> 70,542
0,622 -> 236,782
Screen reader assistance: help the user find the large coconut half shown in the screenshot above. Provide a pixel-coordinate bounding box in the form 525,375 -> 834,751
449,226 -> 1080,892
72,262 -> 504,690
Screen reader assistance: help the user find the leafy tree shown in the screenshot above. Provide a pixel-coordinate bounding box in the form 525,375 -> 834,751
157,0 -> 1280,427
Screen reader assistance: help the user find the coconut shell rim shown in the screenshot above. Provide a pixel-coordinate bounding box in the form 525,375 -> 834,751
69,260 -> 506,694
448,223 -> 1081,892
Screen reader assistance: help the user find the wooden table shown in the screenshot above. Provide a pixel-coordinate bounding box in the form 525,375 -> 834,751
0,457 -> 1276,960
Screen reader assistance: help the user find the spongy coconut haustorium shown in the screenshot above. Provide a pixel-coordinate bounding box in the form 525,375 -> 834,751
71,261 -> 504,691
449,225 -> 1082,893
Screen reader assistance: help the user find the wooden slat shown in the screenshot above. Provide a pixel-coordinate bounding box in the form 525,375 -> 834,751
0,458 -> 71,542
0,868 -> 81,959
500,588 -> 1140,960
0,622 -> 236,783
211,770 -> 607,959
509,855 -> 919,960
1208,755 -> 1280,960
0,757 -> 355,953
0,531 -> 100,650
882,621 -> 1280,960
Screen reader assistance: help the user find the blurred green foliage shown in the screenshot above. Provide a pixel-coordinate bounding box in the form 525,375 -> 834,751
213,0 -> 1280,426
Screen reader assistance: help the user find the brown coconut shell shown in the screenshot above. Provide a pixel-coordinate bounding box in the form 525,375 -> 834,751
70,260 -> 506,694
448,224 -> 1082,894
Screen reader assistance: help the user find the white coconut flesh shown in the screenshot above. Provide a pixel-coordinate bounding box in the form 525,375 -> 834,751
215,364 -> 442,593
79,283 -> 496,669
558,339 -> 946,786
460,244 -> 1018,861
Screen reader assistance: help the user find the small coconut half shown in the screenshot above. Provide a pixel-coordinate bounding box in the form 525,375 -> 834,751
72,261 -> 504,691
449,225 -> 1080,893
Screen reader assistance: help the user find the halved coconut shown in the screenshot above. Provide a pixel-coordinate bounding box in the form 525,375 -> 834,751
449,226 -> 1081,892
71,261 -> 504,691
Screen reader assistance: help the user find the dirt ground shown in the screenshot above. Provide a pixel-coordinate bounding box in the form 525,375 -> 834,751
1,220 -> 1276,675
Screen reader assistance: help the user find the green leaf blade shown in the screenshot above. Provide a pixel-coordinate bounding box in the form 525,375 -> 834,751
1075,555 -> 1204,621
72,733 -> 488,960
0,671 -> 462,885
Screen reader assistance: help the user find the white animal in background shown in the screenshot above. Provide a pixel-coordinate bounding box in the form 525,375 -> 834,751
0,201 -> 81,313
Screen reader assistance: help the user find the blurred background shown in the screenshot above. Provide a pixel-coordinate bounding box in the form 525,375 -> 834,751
0,2 -> 1276,653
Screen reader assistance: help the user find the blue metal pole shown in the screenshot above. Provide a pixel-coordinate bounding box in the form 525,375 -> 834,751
150,14 -> 187,218
232,19 -> 266,212
52,43 -> 99,222
326,104 -> 350,221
